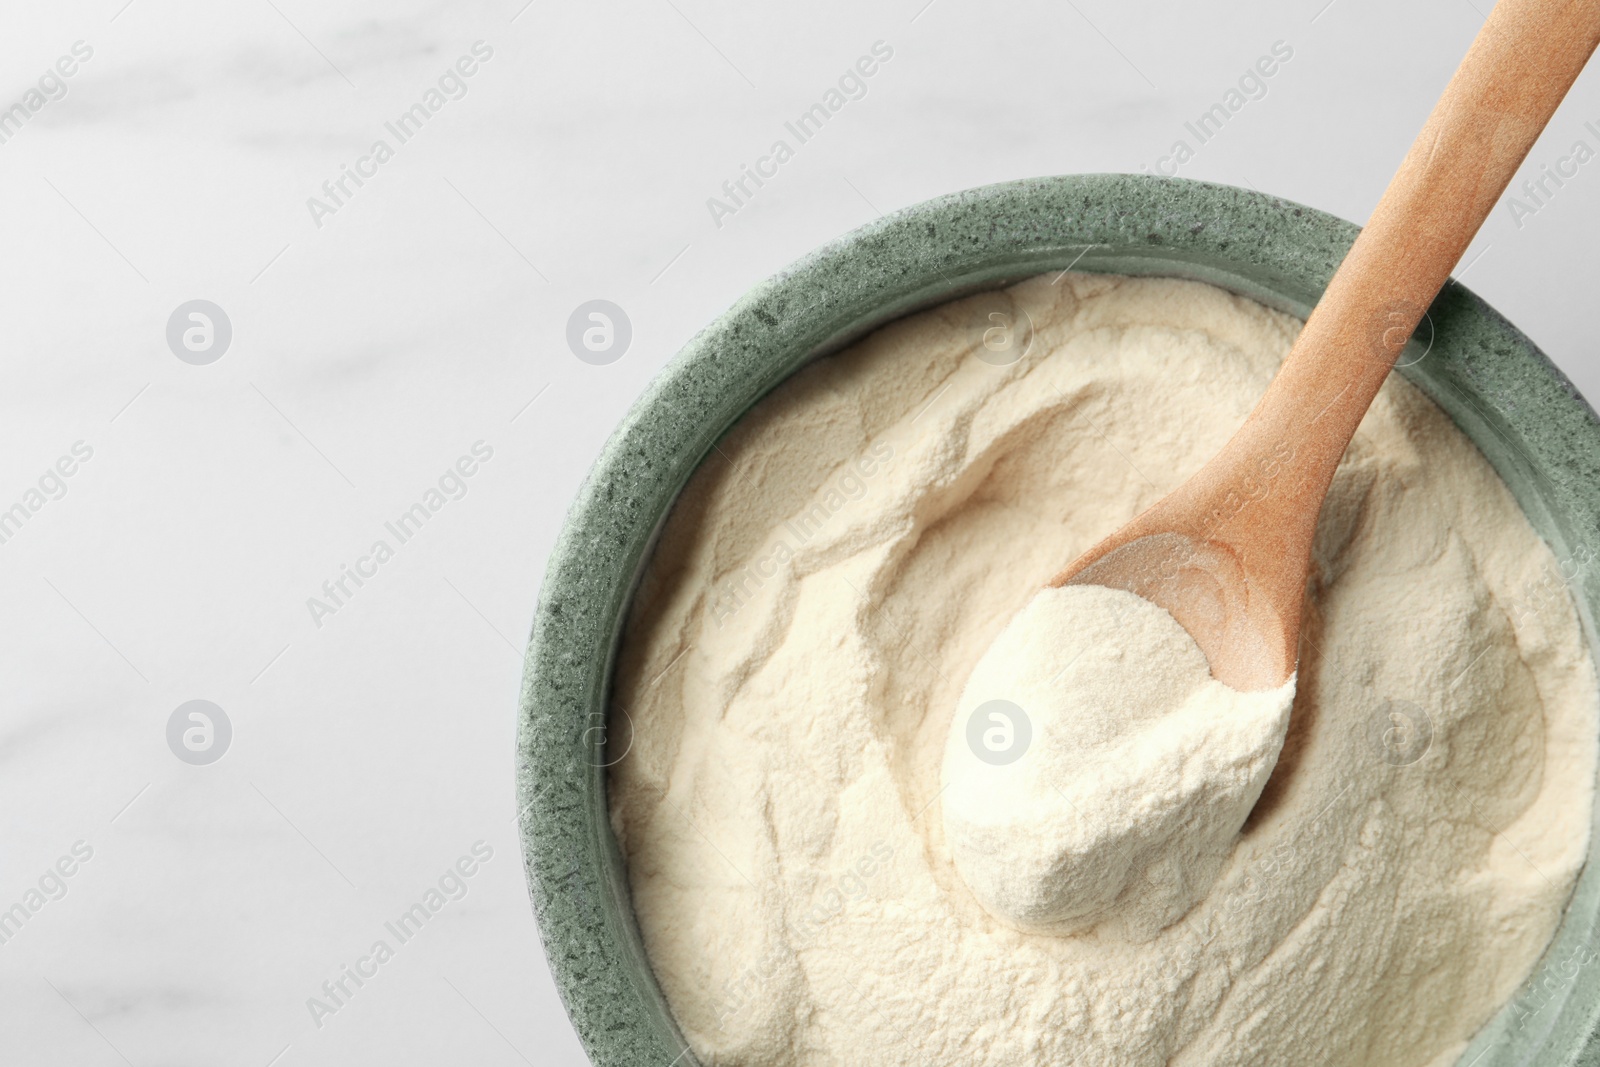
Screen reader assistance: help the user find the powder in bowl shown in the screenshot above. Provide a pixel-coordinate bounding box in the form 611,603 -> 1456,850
608,272 -> 1597,1066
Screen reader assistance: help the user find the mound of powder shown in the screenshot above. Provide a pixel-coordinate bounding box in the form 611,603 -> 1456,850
942,585 -> 1295,940
608,273 -> 1598,1067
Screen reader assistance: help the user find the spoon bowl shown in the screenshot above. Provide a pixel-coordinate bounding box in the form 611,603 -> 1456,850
1059,532 -> 1287,690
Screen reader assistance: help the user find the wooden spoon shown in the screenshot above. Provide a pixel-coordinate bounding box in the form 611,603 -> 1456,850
1051,0 -> 1600,691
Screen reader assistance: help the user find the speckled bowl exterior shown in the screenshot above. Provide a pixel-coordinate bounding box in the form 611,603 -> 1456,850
516,174 -> 1600,1066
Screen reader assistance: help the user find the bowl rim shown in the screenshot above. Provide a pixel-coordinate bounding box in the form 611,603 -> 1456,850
516,172 -> 1600,1066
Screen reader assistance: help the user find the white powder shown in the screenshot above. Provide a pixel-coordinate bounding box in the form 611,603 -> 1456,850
609,273 -> 1598,1066
943,585 -> 1295,941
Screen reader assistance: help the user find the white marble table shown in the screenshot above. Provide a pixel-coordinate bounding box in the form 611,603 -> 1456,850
1,0 -> 1595,1063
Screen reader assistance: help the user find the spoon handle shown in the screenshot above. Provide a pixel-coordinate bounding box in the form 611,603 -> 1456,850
1185,0 -> 1600,652
1052,0 -> 1600,689
1256,0 -> 1600,482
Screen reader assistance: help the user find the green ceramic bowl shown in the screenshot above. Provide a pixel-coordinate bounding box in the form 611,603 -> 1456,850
516,173 -> 1600,1066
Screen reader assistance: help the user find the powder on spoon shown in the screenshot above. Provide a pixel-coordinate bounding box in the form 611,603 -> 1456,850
942,584 -> 1295,941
